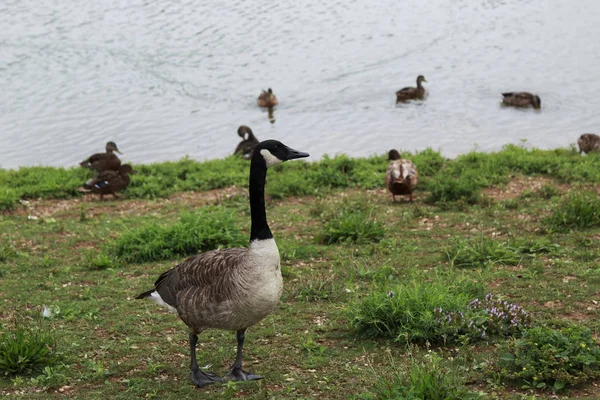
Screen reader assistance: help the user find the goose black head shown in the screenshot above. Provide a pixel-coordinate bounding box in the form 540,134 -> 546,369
533,95 -> 541,109
417,75 -> 427,84
388,149 -> 401,161
255,140 -> 309,168
106,141 -> 122,154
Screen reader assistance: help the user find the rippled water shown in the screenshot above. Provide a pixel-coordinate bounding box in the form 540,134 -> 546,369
2,0 -> 600,169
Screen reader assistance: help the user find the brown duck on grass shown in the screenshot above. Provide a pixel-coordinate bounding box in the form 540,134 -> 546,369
396,75 -> 427,102
234,125 -> 260,159
501,92 -> 541,109
257,88 -> 278,108
386,149 -> 419,202
78,164 -> 134,200
136,140 -> 309,388
577,133 -> 600,154
80,141 -> 122,173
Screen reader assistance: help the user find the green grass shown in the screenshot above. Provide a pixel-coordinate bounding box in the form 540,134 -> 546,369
106,207 -> 246,263
0,326 -> 61,376
543,191 -> 600,232
360,353 -> 477,400
1,146 -> 600,399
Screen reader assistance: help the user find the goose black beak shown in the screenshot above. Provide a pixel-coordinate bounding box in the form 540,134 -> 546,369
285,146 -> 309,160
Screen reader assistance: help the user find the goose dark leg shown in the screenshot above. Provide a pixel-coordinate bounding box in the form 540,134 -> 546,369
112,192 -> 119,199
189,333 -> 221,387
409,192 -> 413,202
224,329 -> 262,382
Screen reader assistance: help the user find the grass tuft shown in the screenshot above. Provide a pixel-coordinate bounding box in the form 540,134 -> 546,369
362,353 -> 475,400
445,237 -> 522,269
543,191 -> 600,232
108,207 -> 246,263
0,326 -> 60,376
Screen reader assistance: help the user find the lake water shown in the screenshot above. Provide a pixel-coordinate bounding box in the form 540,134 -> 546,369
2,0 -> 600,169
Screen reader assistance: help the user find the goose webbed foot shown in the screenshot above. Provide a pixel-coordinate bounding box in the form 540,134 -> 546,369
222,328 -> 262,382
191,368 -> 222,387
224,367 -> 262,382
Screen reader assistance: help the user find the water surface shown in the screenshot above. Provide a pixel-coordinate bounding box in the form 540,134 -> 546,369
1,0 -> 599,169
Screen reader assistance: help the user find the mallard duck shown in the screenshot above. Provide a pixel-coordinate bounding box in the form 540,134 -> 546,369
136,140 -> 309,387
257,88 -> 278,108
80,141 -> 122,173
578,133 -> 600,154
234,126 -> 260,159
396,75 -> 427,102
501,92 -> 541,109
78,164 -> 134,200
386,149 -> 419,202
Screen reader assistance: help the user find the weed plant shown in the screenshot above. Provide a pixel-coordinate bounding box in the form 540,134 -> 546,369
497,325 -> 600,391
0,326 -> 60,376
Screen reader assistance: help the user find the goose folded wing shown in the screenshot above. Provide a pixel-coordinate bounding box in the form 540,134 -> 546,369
154,247 -> 249,308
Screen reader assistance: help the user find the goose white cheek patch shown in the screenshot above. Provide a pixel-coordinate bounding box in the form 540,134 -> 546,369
260,149 -> 283,167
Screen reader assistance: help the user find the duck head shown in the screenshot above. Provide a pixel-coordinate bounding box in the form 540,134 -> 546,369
106,141 -> 122,154
388,149 -> 402,161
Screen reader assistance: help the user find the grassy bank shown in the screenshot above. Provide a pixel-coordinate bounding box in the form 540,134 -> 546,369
1,145 -> 600,399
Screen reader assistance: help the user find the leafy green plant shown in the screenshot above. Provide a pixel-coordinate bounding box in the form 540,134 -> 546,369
543,191 -> 600,232
108,207 -> 246,263
445,237 -> 522,269
0,326 -> 60,376
497,325 -> 600,391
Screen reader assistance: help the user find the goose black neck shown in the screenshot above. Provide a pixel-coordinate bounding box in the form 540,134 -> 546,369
249,158 -> 272,241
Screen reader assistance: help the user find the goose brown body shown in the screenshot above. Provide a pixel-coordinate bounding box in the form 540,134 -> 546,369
501,92 -> 541,109
80,141 -> 122,173
234,126 -> 260,159
386,150 -> 419,202
577,133 -> 600,154
396,75 -> 427,102
149,240 -> 282,333
257,88 -> 278,108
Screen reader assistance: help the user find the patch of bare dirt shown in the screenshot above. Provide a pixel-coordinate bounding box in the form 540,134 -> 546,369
7,187 -> 246,220
484,176 -> 567,201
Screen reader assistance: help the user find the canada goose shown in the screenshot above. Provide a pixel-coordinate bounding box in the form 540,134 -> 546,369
234,126 -> 260,159
386,149 -> 419,202
136,140 -> 309,387
257,88 -> 278,108
501,92 -> 541,109
578,133 -> 600,154
80,141 -> 122,173
78,164 -> 134,200
396,75 -> 427,102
